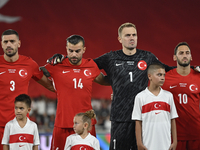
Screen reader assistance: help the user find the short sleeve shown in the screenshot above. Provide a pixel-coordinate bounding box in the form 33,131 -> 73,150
93,138 -> 100,150
169,93 -> 178,119
64,136 -> 72,150
93,52 -> 110,70
31,59 -> 43,81
131,94 -> 142,121
33,123 -> 40,145
1,123 -> 10,145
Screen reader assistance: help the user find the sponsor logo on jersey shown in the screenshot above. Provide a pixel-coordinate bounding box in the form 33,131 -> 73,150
179,83 -> 187,87
127,61 -> 134,65
189,84 -> 198,93
19,69 -> 28,78
137,60 -> 147,70
155,112 -> 161,115
115,63 -> 123,66
84,69 -> 92,77
73,69 -> 80,73
62,70 -> 70,73
8,69 -> 16,73
169,85 -> 177,89
0,71 -> 6,75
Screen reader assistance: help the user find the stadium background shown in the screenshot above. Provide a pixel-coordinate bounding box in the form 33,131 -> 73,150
1,0 -> 200,149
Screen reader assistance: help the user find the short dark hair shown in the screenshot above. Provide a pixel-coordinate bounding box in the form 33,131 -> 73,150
174,42 -> 190,55
66,35 -> 85,46
1,29 -> 19,40
15,94 -> 31,108
147,62 -> 165,75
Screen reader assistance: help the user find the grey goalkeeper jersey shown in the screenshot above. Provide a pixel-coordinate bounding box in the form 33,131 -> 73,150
94,49 -> 170,122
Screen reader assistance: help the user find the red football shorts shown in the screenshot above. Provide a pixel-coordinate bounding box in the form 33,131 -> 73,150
176,140 -> 200,150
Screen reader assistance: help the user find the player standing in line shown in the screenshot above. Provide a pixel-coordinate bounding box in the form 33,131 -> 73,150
43,35 -> 108,150
0,29 -> 54,150
93,22 -> 173,150
162,42 -> 200,150
64,110 -> 100,150
46,23 -> 200,150
2,94 -> 40,150
132,63 -> 178,150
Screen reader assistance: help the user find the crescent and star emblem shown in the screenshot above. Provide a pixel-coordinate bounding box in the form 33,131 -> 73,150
84,69 -> 91,77
19,69 -> 28,78
19,136 -> 26,141
154,103 -> 161,109
137,60 -> 147,70
80,146 -> 86,150
189,84 -> 198,92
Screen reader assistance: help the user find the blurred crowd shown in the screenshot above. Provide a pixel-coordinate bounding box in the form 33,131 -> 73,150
29,95 -> 111,134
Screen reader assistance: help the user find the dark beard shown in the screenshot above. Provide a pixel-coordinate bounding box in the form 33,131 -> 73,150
6,51 -> 17,57
69,57 -> 81,65
177,60 -> 190,67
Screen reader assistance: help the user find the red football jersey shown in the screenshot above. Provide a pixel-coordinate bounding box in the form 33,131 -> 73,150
162,68 -> 200,140
45,58 -> 100,128
0,55 -> 43,127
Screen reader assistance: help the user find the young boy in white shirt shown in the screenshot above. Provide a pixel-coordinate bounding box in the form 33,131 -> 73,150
2,94 -> 40,150
132,63 -> 178,150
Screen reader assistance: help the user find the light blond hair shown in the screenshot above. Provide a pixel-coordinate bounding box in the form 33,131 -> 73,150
118,22 -> 136,37
76,110 -> 96,131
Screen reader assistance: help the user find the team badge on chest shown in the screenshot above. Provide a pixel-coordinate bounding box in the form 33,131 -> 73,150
84,69 -> 92,77
19,69 -> 28,78
189,84 -> 198,93
137,60 -> 147,70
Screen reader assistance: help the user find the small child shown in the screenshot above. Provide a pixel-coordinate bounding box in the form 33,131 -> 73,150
131,63 -> 178,150
2,94 -> 40,150
64,110 -> 100,150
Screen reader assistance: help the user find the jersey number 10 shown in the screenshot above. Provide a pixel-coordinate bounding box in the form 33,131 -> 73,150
178,93 -> 188,104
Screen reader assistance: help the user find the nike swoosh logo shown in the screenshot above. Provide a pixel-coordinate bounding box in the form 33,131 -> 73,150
170,85 -> 177,89
155,112 -> 161,115
19,145 -> 24,147
116,63 -> 123,66
62,71 -> 70,73
0,71 -> 6,75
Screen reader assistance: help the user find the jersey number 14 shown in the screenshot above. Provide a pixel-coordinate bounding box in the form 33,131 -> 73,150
73,78 -> 83,89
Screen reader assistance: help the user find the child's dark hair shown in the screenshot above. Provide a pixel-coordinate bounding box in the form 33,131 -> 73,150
14,94 -> 31,108
147,62 -> 165,75
76,110 -> 96,131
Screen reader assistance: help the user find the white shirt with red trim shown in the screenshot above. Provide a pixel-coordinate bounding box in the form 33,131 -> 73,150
2,117 -> 40,150
64,133 -> 100,150
132,87 -> 178,150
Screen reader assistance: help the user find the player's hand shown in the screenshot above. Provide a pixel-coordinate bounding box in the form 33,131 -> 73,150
168,142 -> 177,150
194,66 -> 200,72
39,66 -> 51,77
47,53 -> 65,65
